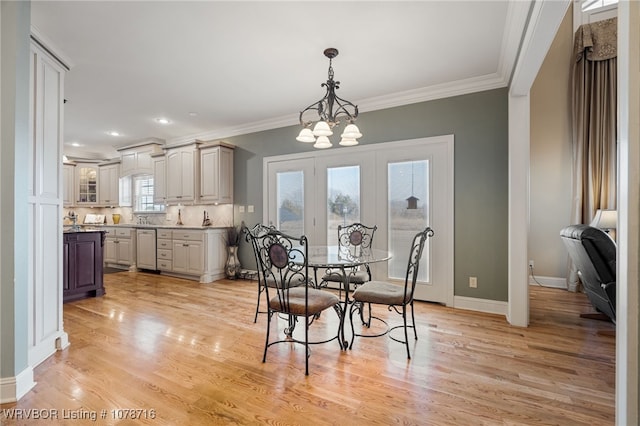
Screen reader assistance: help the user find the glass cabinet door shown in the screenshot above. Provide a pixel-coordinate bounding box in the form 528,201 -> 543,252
77,165 -> 98,204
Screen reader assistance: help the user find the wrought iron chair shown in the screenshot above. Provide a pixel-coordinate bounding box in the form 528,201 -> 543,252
254,229 -> 343,375
348,227 -> 434,359
319,223 -> 378,293
243,223 -> 276,323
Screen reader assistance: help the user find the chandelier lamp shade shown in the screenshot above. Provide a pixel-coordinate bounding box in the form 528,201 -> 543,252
296,48 -> 362,149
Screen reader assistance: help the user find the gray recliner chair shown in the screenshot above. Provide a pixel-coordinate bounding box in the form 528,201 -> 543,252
560,224 -> 616,323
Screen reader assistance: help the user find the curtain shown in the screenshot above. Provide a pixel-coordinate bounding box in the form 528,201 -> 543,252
569,17 -> 617,290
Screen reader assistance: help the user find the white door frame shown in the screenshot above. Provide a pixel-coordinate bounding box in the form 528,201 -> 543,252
263,135 -> 454,307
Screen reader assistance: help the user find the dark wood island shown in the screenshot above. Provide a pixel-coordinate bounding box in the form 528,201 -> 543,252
63,229 -> 106,303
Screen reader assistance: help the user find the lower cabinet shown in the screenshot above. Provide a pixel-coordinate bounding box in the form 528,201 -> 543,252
63,231 -> 106,303
104,227 -> 136,270
155,228 -> 225,283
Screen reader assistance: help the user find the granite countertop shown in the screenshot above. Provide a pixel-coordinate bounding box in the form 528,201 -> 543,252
76,223 -> 228,230
63,227 -> 107,233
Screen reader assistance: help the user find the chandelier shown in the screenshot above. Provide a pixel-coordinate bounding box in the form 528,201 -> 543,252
296,48 -> 362,149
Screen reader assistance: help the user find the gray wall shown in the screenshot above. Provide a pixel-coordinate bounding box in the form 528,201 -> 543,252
228,88 -> 509,302
1,1 -> 31,380
530,5 -> 574,281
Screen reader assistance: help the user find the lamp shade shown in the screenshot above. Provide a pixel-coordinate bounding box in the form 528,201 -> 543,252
341,123 -> 362,139
313,136 -> 332,149
312,121 -> 333,137
591,209 -> 617,230
339,137 -> 358,146
296,128 -> 316,143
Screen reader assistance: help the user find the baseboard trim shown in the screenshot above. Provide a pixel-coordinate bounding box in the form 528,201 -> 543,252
453,295 -> 508,317
529,275 -> 567,289
0,367 -> 35,404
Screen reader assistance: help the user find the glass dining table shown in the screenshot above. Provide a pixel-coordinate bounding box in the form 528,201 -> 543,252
306,245 -> 392,348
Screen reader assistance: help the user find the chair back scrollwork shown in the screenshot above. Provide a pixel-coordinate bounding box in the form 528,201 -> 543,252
404,227 -> 435,301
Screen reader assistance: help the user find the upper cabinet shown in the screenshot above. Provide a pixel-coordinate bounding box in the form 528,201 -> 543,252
98,162 -> 120,206
63,163 -> 76,207
152,153 -> 166,205
165,142 -> 200,204
199,143 -> 234,204
75,163 -> 99,205
117,139 -> 164,177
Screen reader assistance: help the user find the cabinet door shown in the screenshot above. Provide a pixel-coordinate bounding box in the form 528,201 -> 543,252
218,147 -> 233,204
63,164 -> 76,206
172,240 -> 188,273
99,164 -> 119,205
118,239 -> 132,265
199,146 -> 233,204
153,156 -> 166,204
76,164 -> 98,205
186,241 -> 204,274
200,147 -> 220,202
104,238 -> 117,263
166,148 -> 195,203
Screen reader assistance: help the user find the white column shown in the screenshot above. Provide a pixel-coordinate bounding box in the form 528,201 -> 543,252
616,1 -> 640,424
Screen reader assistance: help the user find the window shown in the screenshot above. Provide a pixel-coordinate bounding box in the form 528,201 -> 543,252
133,175 -> 164,213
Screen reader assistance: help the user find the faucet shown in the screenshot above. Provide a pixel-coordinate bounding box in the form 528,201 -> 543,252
64,211 -> 81,231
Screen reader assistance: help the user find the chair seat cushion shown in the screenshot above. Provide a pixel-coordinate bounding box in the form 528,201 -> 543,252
269,287 -> 340,315
322,269 -> 369,284
352,281 -> 409,305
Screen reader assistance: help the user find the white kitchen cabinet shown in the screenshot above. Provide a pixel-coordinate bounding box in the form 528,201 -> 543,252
136,228 -> 157,270
156,229 -> 172,271
63,163 -> 76,207
104,227 -> 136,270
75,163 -> 99,205
152,153 -> 166,204
98,162 -> 120,206
199,143 -> 234,204
172,238 -> 204,275
155,227 -> 225,282
118,140 -> 164,177
165,142 -> 199,204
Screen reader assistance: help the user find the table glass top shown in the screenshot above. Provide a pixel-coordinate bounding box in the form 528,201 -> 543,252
305,245 -> 391,268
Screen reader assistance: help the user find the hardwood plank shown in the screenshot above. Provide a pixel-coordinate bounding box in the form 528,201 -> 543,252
1,273 -> 615,425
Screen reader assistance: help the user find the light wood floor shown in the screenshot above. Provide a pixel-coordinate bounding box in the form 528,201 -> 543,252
2,272 -> 615,425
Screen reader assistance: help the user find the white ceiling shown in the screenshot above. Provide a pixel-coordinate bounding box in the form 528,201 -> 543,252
30,1 -> 531,159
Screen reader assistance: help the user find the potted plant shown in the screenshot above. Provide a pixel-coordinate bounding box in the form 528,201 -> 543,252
224,224 -> 242,279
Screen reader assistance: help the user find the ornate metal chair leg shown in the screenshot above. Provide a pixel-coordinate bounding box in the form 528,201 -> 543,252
263,312 -> 272,363
403,306 -> 411,359
254,284 -> 262,323
410,301 -> 418,340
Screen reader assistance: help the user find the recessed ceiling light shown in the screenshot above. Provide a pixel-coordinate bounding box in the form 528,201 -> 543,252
155,118 -> 171,125
107,131 -> 120,137
70,142 -> 81,147
188,112 -> 198,117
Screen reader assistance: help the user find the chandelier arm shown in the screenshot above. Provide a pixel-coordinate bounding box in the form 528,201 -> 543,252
330,95 -> 359,123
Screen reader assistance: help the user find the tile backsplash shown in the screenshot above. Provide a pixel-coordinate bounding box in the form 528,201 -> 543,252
63,204 -> 233,227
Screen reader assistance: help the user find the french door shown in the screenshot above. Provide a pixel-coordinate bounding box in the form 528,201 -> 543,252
265,158 -> 315,240
264,136 -> 453,305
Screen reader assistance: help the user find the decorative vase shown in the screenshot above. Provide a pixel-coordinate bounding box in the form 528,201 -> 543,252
225,245 -> 241,279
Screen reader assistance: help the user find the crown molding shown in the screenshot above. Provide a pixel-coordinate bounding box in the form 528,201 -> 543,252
169,72 -> 509,145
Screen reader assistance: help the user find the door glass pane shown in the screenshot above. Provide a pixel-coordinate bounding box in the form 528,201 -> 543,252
388,160 -> 429,281
327,166 -> 360,244
277,171 -> 304,237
